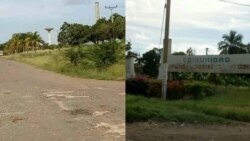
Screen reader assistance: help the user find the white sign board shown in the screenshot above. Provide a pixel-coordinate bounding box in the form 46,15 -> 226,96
168,54 -> 250,74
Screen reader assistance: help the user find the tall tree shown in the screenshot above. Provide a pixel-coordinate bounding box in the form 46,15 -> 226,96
111,13 -> 125,39
218,30 -> 246,54
139,49 -> 161,77
186,47 -> 195,56
58,22 -> 90,46
90,18 -> 112,43
25,32 -> 44,52
3,32 -> 44,54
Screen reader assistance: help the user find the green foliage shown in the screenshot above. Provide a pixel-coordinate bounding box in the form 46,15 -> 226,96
126,79 -> 217,100
112,13 -> 125,39
90,18 -> 112,43
185,82 -> 217,100
126,75 -> 149,95
127,86 -> 250,123
186,47 -> 195,55
126,95 -> 227,123
211,74 -> 250,86
65,47 -> 86,66
64,40 -> 125,68
6,48 -> 125,80
136,49 -> 161,78
3,32 -> 44,54
90,40 -> 123,67
58,22 -> 91,46
146,79 -> 162,98
218,30 -> 247,54
167,81 -> 186,100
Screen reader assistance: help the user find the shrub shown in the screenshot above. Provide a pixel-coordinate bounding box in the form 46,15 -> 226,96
186,84 -> 206,100
146,79 -> 162,97
90,40 -> 119,68
65,47 -> 85,66
167,80 -> 185,100
126,75 -> 149,95
185,83 -> 216,100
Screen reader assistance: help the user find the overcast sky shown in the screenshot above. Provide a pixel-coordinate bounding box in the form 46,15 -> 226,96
126,0 -> 250,55
0,0 -> 125,44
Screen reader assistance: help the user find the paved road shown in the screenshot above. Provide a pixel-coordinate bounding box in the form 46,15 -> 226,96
0,58 -> 125,141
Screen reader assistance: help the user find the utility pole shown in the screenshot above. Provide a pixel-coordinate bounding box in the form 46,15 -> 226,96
162,0 -> 171,99
95,2 -> 100,23
105,5 -> 118,23
206,48 -> 209,56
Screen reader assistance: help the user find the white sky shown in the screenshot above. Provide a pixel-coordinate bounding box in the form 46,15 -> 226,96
126,0 -> 250,55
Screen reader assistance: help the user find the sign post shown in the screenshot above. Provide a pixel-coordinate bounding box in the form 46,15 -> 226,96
162,0 -> 171,99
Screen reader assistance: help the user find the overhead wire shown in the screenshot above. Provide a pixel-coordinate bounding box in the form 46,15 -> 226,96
158,2 -> 166,50
220,0 -> 250,7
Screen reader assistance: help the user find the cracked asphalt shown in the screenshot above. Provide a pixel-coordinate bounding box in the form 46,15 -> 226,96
0,58 -> 125,141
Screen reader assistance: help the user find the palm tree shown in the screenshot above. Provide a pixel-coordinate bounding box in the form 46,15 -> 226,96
218,30 -> 245,54
25,32 -> 44,52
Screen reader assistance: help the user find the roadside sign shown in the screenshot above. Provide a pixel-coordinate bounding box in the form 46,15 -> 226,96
168,54 -> 250,74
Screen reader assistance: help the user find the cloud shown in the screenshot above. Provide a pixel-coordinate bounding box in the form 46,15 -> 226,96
134,33 -> 149,41
64,0 -> 92,5
127,0 -> 250,54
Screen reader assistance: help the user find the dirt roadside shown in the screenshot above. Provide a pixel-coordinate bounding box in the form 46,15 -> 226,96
0,58 -> 125,141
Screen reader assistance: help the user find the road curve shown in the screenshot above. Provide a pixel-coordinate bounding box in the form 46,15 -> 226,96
0,58 -> 125,141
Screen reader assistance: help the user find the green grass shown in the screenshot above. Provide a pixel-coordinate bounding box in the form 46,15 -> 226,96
127,86 -> 250,123
4,49 -> 125,80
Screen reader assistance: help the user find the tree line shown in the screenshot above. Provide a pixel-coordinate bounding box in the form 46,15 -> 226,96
1,13 -> 125,54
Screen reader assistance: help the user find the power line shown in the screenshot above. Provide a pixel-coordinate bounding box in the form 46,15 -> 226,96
220,0 -> 250,7
105,5 -> 118,23
159,4 -> 166,50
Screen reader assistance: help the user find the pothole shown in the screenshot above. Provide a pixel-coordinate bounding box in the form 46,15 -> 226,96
67,108 -> 92,116
10,116 -> 26,123
0,90 -> 12,95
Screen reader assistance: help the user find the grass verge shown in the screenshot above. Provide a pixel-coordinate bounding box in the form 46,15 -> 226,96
127,86 -> 250,123
4,49 -> 125,80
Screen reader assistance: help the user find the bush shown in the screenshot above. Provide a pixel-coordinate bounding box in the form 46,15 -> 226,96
186,84 -> 206,100
90,40 -> 119,68
185,83 -> 216,100
126,78 -> 217,100
126,75 -> 149,96
65,47 -> 85,66
167,80 -> 185,100
146,79 -> 162,97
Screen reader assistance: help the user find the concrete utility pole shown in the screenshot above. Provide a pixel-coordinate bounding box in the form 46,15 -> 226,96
95,2 -> 100,23
162,0 -> 171,99
105,5 -> 118,23
206,48 -> 209,56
